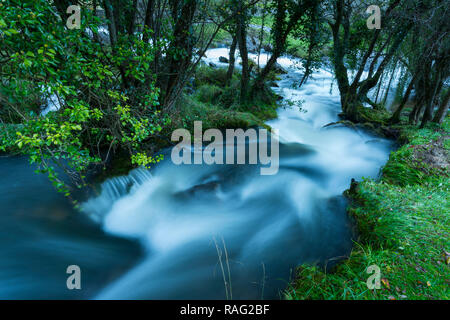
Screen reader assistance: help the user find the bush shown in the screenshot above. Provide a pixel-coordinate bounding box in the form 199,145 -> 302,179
196,84 -> 223,104
194,65 -> 230,87
0,1 -> 166,196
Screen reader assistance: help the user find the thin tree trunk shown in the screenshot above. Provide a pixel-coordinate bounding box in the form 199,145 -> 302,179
162,0 -> 197,109
127,0 -> 138,36
143,0 -> 155,43
390,73 -> 417,123
236,1 -> 249,102
226,35 -> 237,86
382,66 -> 396,107
409,94 -> 423,124
420,71 -> 441,128
374,72 -> 384,103
257,0 -> 268,70
432,89 -> 450,124
103,0 -> 118,46
252,0 -> 304,91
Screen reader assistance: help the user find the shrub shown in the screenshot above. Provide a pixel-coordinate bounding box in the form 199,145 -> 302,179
196,84 -> 223,104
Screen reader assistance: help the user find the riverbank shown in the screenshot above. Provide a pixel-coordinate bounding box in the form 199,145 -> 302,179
91,62 -> 280,184
287,117 -> 449,300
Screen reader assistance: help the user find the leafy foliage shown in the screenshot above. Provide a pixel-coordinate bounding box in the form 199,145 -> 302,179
0,1 -> 167,196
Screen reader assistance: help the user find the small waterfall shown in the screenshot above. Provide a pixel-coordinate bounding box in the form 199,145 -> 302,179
0,49 -> 393,299
82,168 -> 153,223
80,49 -> 393,299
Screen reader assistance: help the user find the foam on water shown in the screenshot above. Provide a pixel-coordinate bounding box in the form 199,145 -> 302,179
81,49 -> 393,299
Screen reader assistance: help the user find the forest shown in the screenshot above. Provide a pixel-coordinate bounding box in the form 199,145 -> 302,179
0,0 -> 448,301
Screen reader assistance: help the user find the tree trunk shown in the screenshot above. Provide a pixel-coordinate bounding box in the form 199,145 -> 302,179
256,0 -> 268,70
382,66 -> 396,107
420,71 -> 441,128
226,35 -> 237,86
142,0 -> 155,43
409,93 -> 423,124
236,1 -> 249,102
161,0 -> 197,109
374,72 -> 384,103
252,0 -> 305,91
432,89 -> 450,124
390,74 -> 416,123
103,0 -> 118,46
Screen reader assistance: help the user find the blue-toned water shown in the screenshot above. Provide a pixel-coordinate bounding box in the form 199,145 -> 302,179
0,50 -> 393,299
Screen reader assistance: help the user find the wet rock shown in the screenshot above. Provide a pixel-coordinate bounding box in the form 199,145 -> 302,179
273,62 -> 288,74
323,120 -> 356,129
219,56 -> 229,63
246,35 -> 259,53
174,181 -> 221,200
209,62 -> 217,68
262,43 -> 273,52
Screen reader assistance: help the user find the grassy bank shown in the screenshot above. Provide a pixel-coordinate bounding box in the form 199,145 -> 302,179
94,64 -> 280,182
286,117 -> 449,300
167,64 -> 279,134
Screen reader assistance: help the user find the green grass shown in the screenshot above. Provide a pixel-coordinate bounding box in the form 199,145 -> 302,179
286,118 -> 450,300
173,94 -> 269,132
175,64 -> 279,133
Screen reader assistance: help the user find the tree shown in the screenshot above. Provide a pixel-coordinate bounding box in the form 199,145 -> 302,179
324,0 -> 417,121
0,1 -> 166,196
252,0 -> 323,90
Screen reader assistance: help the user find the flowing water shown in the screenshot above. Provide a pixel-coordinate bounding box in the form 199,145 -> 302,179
0,49 -> 393,299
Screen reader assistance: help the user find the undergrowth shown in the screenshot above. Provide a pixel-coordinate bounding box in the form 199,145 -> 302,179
286,117 -> 449,300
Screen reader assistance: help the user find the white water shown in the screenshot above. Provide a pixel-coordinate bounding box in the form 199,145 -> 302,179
82,49 -> 393,299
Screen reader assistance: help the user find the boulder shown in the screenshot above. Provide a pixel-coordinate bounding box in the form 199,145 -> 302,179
219,56 -> 229,63
273,62 -> 287,74
262,43 -> 273,52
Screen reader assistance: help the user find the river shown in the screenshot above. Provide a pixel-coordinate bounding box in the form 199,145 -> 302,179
0,49 -> 393,299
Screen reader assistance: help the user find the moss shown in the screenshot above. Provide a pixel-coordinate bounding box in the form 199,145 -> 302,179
287,117 -> 450,300
194,65 -> 234,87
188,64 -> 280,125
355,105 -> 391,125
173,94 -> 270,133
196,84 -> 224,104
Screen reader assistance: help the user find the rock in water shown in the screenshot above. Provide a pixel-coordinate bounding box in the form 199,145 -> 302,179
219,56 -> 229,63
273,62 -> 288,74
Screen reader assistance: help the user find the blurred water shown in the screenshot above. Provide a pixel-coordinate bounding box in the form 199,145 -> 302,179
0,49 -> 393,299
0,156 -> 141,299
84,50 -> 393,299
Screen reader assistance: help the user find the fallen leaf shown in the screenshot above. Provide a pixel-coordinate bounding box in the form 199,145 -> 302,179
381,278 -> 390,289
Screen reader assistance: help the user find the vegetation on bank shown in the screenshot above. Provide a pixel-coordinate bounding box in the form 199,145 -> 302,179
0,0 -> 288,195
0,0 -> 448,301
286,117 -> 449,300
175,65 -> 279,131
